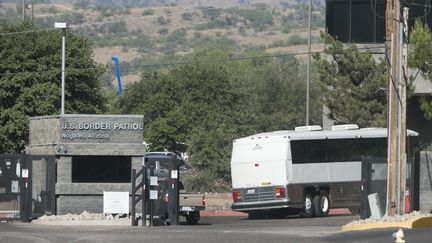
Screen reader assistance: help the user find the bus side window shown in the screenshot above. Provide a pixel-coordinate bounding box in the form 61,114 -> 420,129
363,138 -> 387,158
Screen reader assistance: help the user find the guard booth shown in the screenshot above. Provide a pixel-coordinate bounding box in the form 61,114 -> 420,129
360,156 -> 420,219
132,152 -> 182,226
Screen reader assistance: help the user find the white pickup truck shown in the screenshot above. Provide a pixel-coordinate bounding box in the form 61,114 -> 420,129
179,185 -> 205,225
145,152 -> 205,225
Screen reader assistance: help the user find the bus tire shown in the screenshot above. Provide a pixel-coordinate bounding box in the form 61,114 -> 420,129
301,193 -> 314,218
313,190 -> 330,217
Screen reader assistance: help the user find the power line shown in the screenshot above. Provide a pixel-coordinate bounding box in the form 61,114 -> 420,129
384,45 -> 403,105
0,45 -> 385,78
0,27 -> 56,36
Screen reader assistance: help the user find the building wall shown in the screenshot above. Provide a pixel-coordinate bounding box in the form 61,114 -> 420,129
27,115 -> 146,215
55,156 -> 143,214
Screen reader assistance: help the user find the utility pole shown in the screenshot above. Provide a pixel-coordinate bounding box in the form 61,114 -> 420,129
306,0 -> 312,125
399,7 -> 409,214
386,0 -> 400,216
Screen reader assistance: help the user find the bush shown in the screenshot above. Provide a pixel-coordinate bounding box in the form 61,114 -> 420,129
40,6 -> 59,14
105,21 -> 127,34
156,16 -> 171,25
287,34 -> 307,45
181,12 -> 194,21
159,28 -> 169,35
182,168 -> 230,193
142,9 -> 155,16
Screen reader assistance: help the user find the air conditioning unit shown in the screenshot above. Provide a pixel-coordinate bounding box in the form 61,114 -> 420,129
331,124 -> 359,131
294,125 -> 322,132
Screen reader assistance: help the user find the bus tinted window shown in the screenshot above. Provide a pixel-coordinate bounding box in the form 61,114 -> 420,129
344,139 -> 363,161
291,140 -> 325,163
291,138 -> 387,163
362,138 -> 387,158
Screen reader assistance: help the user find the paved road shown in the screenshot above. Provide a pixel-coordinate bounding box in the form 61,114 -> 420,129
0,215 -> 430,243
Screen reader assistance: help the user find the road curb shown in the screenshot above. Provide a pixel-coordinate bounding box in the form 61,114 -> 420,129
341,216 -> 432,232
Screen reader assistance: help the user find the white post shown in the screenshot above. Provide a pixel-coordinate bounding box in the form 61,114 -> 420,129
55,22 -> 67,115
61,29 -> 66,115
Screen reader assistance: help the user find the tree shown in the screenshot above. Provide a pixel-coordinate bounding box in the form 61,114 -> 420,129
0,21 -> 106,153
313,33 -> 387,127
409,20 -> 432,120
116,50 -> 319,182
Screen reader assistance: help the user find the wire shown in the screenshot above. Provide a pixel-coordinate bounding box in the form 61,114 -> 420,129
0,45 -> 385,78
369,0 -> 432,23
0,27 -> 56,36
370,0 -> 387,20
384,45 -> 403,105
402,0 -> 432,20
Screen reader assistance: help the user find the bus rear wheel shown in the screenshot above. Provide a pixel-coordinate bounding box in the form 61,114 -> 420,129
301,193 -> 314,218
313,190 -> 330,217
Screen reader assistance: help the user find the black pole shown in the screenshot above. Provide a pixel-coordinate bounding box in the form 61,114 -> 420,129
142,161 -> 147,226
131,169 -> 136,226
148,166 -> 153,227
167,156 -> 180,225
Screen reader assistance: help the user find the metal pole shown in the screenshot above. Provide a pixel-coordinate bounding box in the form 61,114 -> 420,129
22,0 -> 26,21
61,29 -> 66,115
306,0 -> 312,126
30,0 -> 33,22
131,169 -> 136,226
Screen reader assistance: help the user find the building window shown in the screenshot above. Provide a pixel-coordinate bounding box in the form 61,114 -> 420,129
72,156 -> 131,183
326,0 -> 431,43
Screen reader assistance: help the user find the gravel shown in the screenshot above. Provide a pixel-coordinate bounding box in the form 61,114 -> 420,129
347,211 -> 432,225
32,211 -> 132,225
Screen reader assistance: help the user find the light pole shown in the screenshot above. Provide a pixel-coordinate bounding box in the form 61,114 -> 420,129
306,0 -> 312,126
54,22 -> 67,115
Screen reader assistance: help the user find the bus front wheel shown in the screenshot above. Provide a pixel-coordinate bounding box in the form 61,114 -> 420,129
313,190 -> 330,217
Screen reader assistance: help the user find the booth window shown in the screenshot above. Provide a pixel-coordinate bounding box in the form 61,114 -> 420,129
72,156 -> 131,183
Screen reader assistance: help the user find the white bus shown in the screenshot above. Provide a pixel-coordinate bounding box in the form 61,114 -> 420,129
230,124 -> 418,218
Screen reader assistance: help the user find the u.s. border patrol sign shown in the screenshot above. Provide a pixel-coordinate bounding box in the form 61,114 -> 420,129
60,115 -> 144,144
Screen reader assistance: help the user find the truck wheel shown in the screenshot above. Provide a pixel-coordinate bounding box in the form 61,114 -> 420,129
186,215 -> 199,225
313,190 -> 330,217
248,211 -> 265,219
301,193 -> 314,218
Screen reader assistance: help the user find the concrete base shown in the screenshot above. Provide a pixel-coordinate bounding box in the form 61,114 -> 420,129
342,216 -> 432,232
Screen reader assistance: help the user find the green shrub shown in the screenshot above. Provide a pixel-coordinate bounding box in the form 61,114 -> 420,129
159,28 -> 169,35
287,34 -> 307,45
181,12 -> 194,21
142,9 -> 155,16
156,16 -> 171,25
182,169 -> 230,193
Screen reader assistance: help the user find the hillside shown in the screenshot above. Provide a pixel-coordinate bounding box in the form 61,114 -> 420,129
1,0 -> 326,87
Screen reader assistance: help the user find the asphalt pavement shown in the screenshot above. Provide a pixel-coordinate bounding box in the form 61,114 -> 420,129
0,215 -> 430,243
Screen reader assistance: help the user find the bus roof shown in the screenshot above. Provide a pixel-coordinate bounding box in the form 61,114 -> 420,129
234,128 -> 419,143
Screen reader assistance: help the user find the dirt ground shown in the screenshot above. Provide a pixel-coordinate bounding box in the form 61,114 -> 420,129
204,193 -> 233,212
